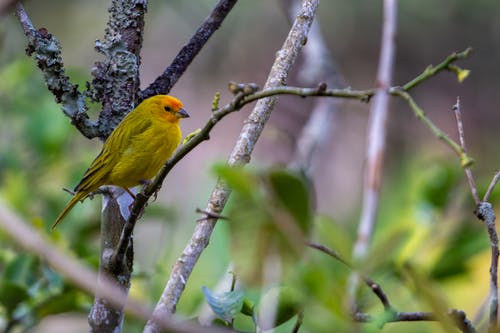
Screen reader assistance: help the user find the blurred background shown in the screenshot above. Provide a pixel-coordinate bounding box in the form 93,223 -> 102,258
0,1 -> 499,332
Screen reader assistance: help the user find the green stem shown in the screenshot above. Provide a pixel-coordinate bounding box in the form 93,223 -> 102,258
391,88 -> 473,167
402,47 -> 472,91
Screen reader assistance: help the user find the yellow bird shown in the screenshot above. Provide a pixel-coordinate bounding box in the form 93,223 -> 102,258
52,95 -> 189,229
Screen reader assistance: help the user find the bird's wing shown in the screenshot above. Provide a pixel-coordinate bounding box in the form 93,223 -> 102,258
74,117 -> 153,192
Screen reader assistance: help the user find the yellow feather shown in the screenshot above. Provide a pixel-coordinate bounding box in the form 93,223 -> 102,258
52,95 -> 189,229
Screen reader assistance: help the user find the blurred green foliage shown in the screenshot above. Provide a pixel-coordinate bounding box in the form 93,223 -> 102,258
0,58 -> 101,331
1,1 -> 499,332
0,59 -> 496,332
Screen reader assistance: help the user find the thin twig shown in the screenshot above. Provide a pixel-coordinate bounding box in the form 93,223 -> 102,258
349,0 -> 398,312
392,89 -> 474,167
354,309 -> 476,333
195,208 -> 230,222
291,310 -> 304,333
307,242 -> 476,332
483,171 -> 500,202
402,48 -> 472,91
112,44 -> 474,279
451,98 -> 498,331
453,97 -> 480,204
143,2 -> 319,332
111,88 -> 253,269
306,241 -> 392,311
53,42 -> 477,275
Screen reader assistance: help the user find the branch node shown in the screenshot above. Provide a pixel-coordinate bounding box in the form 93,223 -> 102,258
317,82 -> 327,93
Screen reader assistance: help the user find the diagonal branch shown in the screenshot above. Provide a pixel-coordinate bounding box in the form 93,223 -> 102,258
143,1 -> 319,332
140,0 -> 239,100
0,202 -> 231,333
111,44 -> 474,273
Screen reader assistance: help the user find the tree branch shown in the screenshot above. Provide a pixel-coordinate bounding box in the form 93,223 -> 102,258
402,48 -> 472,91
349,0 -> 397,309
140,0 -> 239,100
0,201 -> 231,333
14,3 -> 98,138
392,89 -> 474,168
354,309 -> 476,333
352,0 -> 397,261
111,44 -> 474,274
143,1 -> 319,332
475,201 -> 499,330
89,0 -> 147,139
86,1 -> 147,331
307,242 -> 477,333
483,171 -> 500,203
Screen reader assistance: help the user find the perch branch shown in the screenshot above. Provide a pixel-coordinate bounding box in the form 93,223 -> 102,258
110,23 -> 347,274
110,40 -> 472,286
111,44 -> 474,275
142,1 -> 319,332
14,3 -> 98,138
140,0 -> 239,100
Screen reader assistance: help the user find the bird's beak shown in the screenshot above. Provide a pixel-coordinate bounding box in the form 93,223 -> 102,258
177,108 -> 190,118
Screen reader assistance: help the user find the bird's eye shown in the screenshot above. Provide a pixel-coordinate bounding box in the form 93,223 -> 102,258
164,106 -> 172,112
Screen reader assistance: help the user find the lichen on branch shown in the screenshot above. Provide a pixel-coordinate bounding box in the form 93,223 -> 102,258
15,3 -> 98,139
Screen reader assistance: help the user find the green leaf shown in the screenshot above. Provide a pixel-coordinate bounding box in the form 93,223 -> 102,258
202,286 -> 244,323
267,169 -> 312,232
430,221 -> 486,279
0,280 -> 30,315
4,254 -> 37,285
240,298 -> 254,317
33,290 -> 88,318
218,166 -> 315,286
417,164 -> 460,208
213,164 -> 257,198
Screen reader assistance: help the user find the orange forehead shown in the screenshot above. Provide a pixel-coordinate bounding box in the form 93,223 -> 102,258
157,95 -> 183,110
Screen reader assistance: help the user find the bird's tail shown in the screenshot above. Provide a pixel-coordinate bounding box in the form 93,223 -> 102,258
51,191 -> 87,230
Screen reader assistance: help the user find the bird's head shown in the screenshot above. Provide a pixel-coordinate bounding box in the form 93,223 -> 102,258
147,95 -> 190,122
